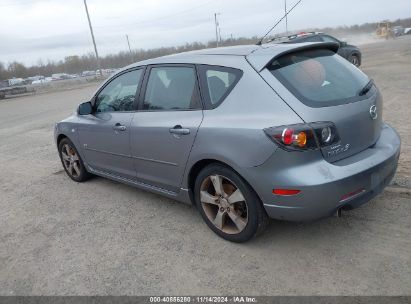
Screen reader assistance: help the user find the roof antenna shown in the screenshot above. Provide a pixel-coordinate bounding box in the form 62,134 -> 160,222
256,0 -> 302,46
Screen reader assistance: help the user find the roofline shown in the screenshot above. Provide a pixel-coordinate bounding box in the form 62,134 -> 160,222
114,42 -> 340,75
246,42 -> 340,72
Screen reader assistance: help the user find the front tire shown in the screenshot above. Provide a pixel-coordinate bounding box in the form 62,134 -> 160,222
194,164 -> 268,243
58,138 -> 91,182
350,54 -> 360,67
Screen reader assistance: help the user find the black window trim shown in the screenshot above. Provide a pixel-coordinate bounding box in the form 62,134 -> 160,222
136,63 -> 204,112
91,66 -> 146,113
196,64 -> 243,110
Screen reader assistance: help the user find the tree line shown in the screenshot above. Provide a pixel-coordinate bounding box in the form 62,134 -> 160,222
0,37 -> 257,80
1,17 -> 410,81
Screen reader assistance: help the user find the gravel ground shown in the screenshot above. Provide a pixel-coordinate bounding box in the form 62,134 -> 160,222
0,36 -> 410,296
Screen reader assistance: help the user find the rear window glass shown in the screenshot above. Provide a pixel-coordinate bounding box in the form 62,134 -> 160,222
269,49 -> 370,107
198,65 -> 243,109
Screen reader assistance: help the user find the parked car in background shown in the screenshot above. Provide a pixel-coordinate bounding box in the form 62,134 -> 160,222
51,73 -> 73,80
3,78 -> 25,87
81,70 -> 97,77
55,42 -> 400,242
392,26 -> 405,37
32,77 -> 53,85
272,32 -> 362,66
101,68 -> 118,77
27,75 -> 45,83
0,78 -> 31,99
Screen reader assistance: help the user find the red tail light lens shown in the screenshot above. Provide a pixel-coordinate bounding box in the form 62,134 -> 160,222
282,128 -> 294,145
264,122 -> 339,151
273,189 -> 301,196
280,128 -> 309,148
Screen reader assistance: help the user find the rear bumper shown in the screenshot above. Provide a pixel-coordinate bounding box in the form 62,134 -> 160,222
241,123 -> 401,222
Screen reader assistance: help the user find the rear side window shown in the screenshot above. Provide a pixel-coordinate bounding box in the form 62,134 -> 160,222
143,66 -> 201,111
198,65 -> 243,109
269,49 -> 369,107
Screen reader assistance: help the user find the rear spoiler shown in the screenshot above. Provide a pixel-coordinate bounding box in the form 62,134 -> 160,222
246,42 -> 339,72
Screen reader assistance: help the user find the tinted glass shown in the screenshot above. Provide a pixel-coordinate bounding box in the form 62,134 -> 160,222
95,69 -> 143,112
269,49 -> 369,107
298,35 -> 322,42
199,66 -> 242,108
206,70 -> 237,105
321,35 -> 339,43
143,67 -> 200,110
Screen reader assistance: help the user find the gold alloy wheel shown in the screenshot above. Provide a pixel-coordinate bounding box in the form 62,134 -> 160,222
61,144 -> 81,178
200,174 -> 248,234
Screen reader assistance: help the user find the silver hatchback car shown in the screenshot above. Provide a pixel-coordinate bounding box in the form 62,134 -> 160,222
55,42 -> 400,242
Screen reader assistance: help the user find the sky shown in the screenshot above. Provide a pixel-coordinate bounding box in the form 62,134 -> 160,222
0,0 -> 410,66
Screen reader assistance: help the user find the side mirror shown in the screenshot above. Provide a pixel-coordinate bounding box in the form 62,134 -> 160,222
78,101 -> 93,115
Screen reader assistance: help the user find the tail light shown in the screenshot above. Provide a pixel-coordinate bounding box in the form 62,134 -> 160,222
264,122 -> 340,151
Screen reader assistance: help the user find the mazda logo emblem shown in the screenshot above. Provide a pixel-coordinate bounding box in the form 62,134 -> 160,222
369,105 -> 378,120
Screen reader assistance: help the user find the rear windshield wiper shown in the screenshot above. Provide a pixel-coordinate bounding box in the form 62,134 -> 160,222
358,79 -> 374,96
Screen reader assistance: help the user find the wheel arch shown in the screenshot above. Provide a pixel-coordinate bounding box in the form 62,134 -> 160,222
56,134 -> 68,147
350,51 -> 360,58
350,51 -> 362,65
56,132 -> 84,160
186,158 -> 262,207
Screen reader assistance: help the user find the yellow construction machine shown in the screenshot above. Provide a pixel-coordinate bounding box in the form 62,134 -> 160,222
376,21 -> 392,39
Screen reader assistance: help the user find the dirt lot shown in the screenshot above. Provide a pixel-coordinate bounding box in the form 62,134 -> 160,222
0,36 -> 410,296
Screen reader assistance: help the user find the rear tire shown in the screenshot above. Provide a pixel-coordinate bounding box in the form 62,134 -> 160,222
194,164 -> 269,243
58,138 -> 91,182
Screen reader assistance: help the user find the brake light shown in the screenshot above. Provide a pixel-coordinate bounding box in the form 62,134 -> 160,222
282,128 -> 294,145
281,128 -> 308,148
264,122 -> 340,151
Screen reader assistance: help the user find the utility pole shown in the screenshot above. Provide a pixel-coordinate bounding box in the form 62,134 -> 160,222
256,0 -> 302,45
126,35 -> 132,55
214,13 -> 219,47
83,0 -> 101,76
284,0 -> 288,35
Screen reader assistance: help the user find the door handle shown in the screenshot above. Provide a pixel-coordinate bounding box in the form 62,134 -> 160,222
169,125 -> 190,135
113,123 -> 127,131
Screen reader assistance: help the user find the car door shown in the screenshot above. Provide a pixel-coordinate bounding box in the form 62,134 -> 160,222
77,68 -> 145,179
130,64 -> 203,192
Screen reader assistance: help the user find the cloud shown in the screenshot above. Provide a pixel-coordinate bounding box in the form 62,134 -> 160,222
0,0 -> 409,65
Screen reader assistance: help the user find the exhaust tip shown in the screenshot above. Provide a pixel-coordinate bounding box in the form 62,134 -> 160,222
335,208 -> 342,218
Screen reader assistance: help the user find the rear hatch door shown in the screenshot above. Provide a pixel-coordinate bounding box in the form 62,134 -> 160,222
249,43 -> 382,163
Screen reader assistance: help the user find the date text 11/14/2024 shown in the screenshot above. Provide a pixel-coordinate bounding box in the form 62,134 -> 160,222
149,296 -> 257,303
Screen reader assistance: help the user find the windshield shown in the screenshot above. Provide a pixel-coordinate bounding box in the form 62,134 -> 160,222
269,49 -> 370,107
